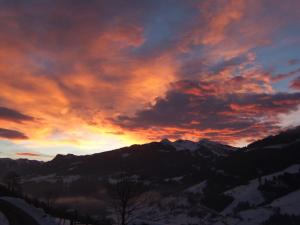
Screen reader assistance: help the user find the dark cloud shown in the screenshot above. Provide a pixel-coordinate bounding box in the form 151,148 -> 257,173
211,55 -> 248,74
0,0 -> 299,149
272,67 -> 300,81
0,128 -> 28,139
113,80 -> 300,141
176,54 -> 250,81
288,59 -> 300,66
0,0 -> 165,53
290,77 -> 300,90
0,107 -> 34,123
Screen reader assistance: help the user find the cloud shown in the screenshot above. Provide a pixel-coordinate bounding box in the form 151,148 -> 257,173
272,68 -> 300,82
200,0 -> 246,46
288,59 -> 300,66
0,128 -> 28,140
0,0 -> 299,151
0,107 -> 34,123
113,81 -> 300,144
15,152 -> 41,157
290,77 -> 300,90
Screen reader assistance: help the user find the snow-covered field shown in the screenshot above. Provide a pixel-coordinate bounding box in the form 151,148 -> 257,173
270,189 -> 300,215
0,197 -> 91,225
2,163 -> 299,225
0,197 -> 57,225
184,180 -> 207,194
222,164 -> 300,215
0,212 -> 9,225
24,174 -> 81,184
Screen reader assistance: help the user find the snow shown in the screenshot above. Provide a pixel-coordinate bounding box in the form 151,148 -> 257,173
184,180 -> 207,194
130,193 -> 211,225
164,176 -> 183,182
237,208 -> 273,225
24,174 -> 81,184
161,139 -> 201,151
212,208 -> 274,225
270,189 -> 300,215
198,139 -> 234,156
263,164 -> 300,180
222,179 -> 264,215
63,175 -> 81,183
161,139 -> 234,156
108,174 -> 140,184
172,140 -> 199,151
25,174 -> 57,183
0,212 -> 9,225
222,164 -> 300,215
108,177 -> 119,184
0,197 -> 57,225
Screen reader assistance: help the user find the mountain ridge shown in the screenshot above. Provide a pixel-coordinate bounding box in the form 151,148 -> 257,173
44,125 -> 300,162
0,126 -> 299,225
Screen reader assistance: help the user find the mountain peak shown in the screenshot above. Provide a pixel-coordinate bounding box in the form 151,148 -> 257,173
198,138 -> 217,145
160,138 -> 172,144
52,153 -> 77,162
160,138 -> 235,155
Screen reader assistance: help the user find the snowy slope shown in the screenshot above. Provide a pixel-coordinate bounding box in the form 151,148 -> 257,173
222,164 -> 300,215
0,212 -> 9,225
198,139 -> 235,156
24,174 -> 81,184
0,197 -> 57,225
167,140 -> 199,151
270,189 -> 300,215
212,207 -> 274,225
212,191 -> 300,225
184,180 -> 207,194
161,139 -> 235,155
135,194 -> 208,225
222,179 -> 264,215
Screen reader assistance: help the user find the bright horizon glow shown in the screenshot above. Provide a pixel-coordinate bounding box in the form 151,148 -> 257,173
0,0 -> 300,160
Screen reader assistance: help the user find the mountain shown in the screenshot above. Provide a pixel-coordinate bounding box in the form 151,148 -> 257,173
247,125 -> 300,149
161,138 -> 236,156
0,158 -> 42,177
34,139 -> 234,180
0,126 -> 300,225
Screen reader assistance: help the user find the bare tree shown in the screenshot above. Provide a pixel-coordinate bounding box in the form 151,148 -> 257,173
44,190 -> 56,208
108,173 -> 149,225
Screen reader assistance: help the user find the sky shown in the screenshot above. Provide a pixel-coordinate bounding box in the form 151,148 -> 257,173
0,0 -> 300,160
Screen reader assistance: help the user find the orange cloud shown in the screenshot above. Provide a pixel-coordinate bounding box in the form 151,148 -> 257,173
200,0 -> 246,45
16,152 -> 41,157
0,0 -> 299,155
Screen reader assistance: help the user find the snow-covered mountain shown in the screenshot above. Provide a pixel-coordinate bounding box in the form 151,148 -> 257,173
161,138 -> 236,156
0,126 -> 300,225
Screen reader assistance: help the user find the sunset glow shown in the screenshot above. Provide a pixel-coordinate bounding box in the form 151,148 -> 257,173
0,0 -> 300,160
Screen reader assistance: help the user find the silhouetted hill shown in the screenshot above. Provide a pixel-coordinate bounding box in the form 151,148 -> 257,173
0,126 -> 300,225
0,158 -> 42,177
247,125 -> 300,149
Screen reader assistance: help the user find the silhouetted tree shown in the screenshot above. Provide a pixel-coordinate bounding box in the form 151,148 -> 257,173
108,173 -> 148,225
44,190 -> 56,208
